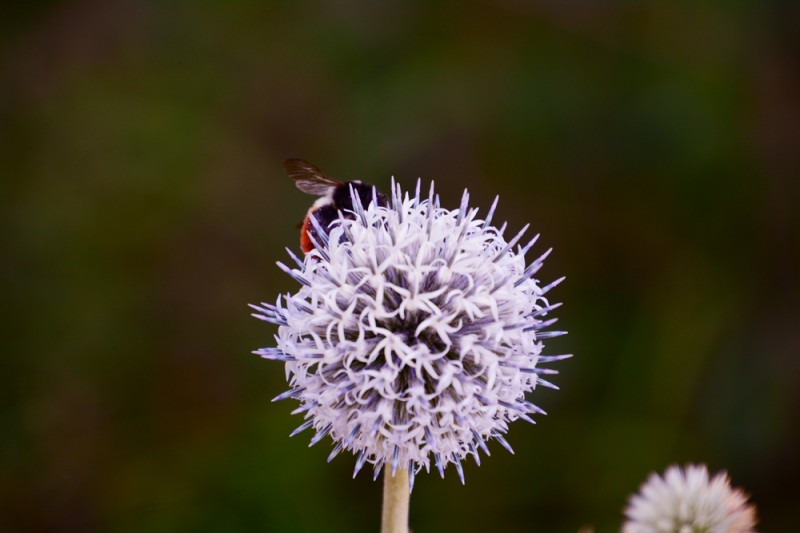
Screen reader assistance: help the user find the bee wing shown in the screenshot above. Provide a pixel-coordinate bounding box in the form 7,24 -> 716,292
283,158 -> 343,196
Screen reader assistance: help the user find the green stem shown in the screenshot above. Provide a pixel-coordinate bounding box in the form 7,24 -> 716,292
380,465 -> 409,533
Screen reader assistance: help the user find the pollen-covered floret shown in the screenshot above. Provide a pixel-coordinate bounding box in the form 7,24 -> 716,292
251,180 -> 568,487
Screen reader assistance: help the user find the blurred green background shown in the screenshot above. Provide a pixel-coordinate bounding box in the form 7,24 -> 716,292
2,1 -> 798,532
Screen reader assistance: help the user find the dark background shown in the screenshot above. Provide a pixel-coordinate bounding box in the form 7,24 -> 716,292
2,2 -> 798,532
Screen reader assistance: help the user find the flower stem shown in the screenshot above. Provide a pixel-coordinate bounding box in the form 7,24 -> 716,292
381,465 -> 409,533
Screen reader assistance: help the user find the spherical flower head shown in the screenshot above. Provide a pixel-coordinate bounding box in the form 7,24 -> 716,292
251,180 -> 569,486
623,464 -> 757,533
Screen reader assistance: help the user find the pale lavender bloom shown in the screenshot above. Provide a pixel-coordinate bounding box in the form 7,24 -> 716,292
623,464 -> 757,533
251,180 -> 568,486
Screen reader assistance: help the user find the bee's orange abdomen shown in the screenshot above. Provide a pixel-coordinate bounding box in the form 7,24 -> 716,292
300,215 -> 314,254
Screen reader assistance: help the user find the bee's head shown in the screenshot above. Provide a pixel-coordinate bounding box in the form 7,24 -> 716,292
333,181 -> 388,212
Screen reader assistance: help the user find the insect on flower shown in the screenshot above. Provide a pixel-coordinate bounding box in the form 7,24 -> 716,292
284,158 -> 388,254
252,162 -> 570,488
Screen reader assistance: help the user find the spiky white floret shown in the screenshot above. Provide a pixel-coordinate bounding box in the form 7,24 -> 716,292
623,464 -> 757,533
252,180 -> 568,486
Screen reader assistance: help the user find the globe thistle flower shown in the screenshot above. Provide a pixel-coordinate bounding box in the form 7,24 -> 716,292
251,179 -> 568,487
623,464 -> 757,533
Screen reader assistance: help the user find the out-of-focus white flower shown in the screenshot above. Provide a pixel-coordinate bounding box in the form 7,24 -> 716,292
623,464 -> 757,533
251,180 -> 568,487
